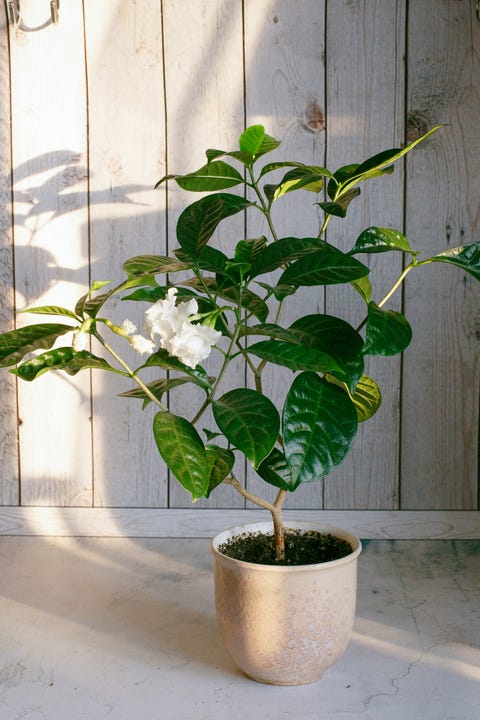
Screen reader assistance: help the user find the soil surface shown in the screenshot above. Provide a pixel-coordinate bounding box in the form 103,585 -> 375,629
218,528 -> 353,566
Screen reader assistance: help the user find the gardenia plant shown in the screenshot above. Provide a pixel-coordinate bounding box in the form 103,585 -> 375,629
1,125 -> 479,561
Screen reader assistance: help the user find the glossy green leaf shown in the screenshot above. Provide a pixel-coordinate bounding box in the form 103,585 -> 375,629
141,349 -> 213,388
248,339 -> 342,374
12,348 -> 121,381
283,372 -> 358,483
289,314 -> 365,392
256,448 -> 296,491
153,412 -> 210,501
212,388 -> 280,469
428,241 -> 480,281
258,160 -> 308,180
271,166 -> 333,201
204,148 -> 254,165
249,237 -> 321,278
363,302 -> 412,356
0,323 -> 74,367
123,255 -> 191,277
176,193 -> 252,257
234,237 -> 267,264
255,282 -> 297,301
326,373 -> 382,422
318,187 -> 361,218
181,276 -> 268,322
279,242 -> 369,287
350,227 -> 416,256
19,305 -> 80,321
173,161 -> 244,191
204,445 -> 235,498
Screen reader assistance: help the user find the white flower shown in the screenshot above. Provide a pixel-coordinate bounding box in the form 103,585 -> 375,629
121,318 -> 155,355
168,321 -> 221,368
144,288 -> 198,347
121,319 -> 137,335
129,334 -> 155,355
72,331 -> 90,352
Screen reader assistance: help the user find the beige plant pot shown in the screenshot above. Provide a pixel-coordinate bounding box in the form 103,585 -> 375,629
211,521 -> 362,685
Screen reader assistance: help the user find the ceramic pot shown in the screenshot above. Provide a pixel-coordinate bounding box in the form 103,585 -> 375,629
211,520 -> 362,685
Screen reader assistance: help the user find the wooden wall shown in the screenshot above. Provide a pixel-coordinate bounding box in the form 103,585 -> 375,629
1,0 -> 479,525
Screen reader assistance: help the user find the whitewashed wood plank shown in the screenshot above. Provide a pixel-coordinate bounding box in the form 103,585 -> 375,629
83,0 -> 168,508
0,507 -> 478,540
402,0 -> 480,509
162,0 -> 245,508
323,0 -> 406,509
243,0 -> 327,510
9,0 -> 92,505
0,6 -> 19,505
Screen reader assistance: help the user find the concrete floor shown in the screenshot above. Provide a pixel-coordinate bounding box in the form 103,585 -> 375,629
0,536 -> 478,719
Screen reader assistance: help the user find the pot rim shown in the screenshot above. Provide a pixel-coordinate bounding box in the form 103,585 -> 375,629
211,520 -> 362,572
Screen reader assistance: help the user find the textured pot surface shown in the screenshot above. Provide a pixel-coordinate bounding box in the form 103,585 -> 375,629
211,521 -> 362,685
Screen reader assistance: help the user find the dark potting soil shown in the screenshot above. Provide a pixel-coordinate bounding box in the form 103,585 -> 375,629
218,529 -> 353,566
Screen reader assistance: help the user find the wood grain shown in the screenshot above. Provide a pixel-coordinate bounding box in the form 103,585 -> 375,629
83,0 -> 168,507
402,0 -> 480,509
9,0 -> 92,506
0,3 -> 19,504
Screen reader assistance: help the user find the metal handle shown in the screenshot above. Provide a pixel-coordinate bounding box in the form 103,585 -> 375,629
8,1 -> 60,31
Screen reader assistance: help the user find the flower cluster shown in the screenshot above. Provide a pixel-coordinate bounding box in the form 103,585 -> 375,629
144,288 -> 221,368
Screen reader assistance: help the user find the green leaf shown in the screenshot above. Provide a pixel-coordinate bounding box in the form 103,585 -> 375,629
141,349 -> 213,389
249,236 -> 321,278
75,280 -> 111,317
204,445 -> 235,498
123,255 -> 191,277
271,166 -> 331,201
317,187 -> 361,218
205,148 -> 254,165
181,276 -> 269,322
234,237 -> 267,264
0,323 -> 74,368
212,388 -> 280,469
174,161 -> 244,192
258,160 -> 309,180
350,227 -> 417,256
428,241 -> 480,281
19,305 -> 80,321
176,193 -> 252,257
289,314 -> 365,392
256,448 -> 296,491
326,373 -> 382,422
12,348 -> 121,381
248,339 -> 342,374
362,302 -> 412,356
119,376 -> 205,407
256,282 -> 297,301
279,242 -> 369,287
153,412 -> 210,501
239,125 -> 266,154
282,372 -> 358,483
351,275 -> 372,303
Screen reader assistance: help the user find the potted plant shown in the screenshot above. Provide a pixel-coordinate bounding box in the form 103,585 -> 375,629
1,124 -> 478,684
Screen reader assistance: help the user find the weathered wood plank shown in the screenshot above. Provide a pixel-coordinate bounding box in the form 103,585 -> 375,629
402,0 -> 480,509
83,0 -> 168,507
324,0 -> 406,509
243,0 -> 327,509
162,0 -> 245,508
9,0 -> 92,506
0,5 -> 19,505
0,507 -> 478,540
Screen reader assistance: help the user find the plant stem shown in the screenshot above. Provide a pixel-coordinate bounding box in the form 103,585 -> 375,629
95,332 -> 168,412
377,261 -> 415,308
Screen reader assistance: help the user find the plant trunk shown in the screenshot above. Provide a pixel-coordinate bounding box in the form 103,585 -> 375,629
271,506 -> 285,562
